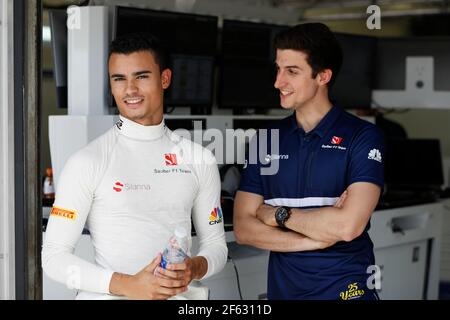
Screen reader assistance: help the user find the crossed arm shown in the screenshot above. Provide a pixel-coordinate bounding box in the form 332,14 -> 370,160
233,182 -> 381,251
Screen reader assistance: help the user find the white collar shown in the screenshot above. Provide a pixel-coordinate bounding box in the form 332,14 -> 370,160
115,115 -> 166,140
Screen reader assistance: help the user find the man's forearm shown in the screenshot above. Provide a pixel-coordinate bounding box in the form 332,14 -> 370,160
235,216 -> 332,252
286,207 -> 351,243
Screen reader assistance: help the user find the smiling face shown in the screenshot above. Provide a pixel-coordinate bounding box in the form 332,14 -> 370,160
274,49 -> 330,111
109,50 -> 171,126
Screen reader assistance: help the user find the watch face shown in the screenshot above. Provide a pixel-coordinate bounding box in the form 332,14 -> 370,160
276,207 -> 288,220
276,207 -> 289,227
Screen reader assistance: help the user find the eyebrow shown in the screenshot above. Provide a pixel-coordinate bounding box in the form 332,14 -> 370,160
274,63 -> 303,71
284,65 -> 302,70
110,70 -> 152,78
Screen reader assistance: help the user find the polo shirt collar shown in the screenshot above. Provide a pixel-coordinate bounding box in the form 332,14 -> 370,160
288,105 -> 342,138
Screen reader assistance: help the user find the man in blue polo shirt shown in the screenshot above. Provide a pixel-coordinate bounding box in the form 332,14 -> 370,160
233,23 -> 384,300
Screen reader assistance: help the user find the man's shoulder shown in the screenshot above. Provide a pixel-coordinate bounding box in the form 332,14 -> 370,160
338,110 -> 381,137
66,127 -> 118,168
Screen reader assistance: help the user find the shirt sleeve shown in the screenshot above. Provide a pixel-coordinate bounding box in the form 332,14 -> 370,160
238,133 -> 264,195
191,150 -> 228,280
41,150 -> 114,294
347,124 -> 385,189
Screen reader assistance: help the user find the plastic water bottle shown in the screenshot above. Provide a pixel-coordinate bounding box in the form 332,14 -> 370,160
160,227 -> 189,269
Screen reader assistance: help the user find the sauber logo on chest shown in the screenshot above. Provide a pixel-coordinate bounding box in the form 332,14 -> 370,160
113,181 -> 151,192
322,135 -> 347,150
165,153 -> 178,166
331,136 -> 343,145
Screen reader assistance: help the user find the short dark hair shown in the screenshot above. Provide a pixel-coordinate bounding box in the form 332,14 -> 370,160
274,23 -> 342,88
109,32 -> 168,72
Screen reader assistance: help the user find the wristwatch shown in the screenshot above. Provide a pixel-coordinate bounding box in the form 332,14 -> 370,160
275,206 -> 291,228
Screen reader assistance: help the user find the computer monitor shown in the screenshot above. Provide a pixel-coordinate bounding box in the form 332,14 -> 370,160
218,19 -> 289,109
48,9 -> 68,109
114,6 -> 218,108
329,33 -> 377,109
384,138 -> 444,190
374,37 -> 450,91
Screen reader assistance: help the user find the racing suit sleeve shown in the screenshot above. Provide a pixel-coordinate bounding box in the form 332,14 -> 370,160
41,151 -> 114,294
191,150 -> 228,280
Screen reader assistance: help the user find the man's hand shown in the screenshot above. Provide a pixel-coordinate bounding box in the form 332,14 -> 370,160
109,253 -> 188,300
334,190 -> 348,208
255,204 -> 278,227
155,256 -> 208,286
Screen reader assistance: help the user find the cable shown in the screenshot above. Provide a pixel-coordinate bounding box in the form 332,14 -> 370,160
228,255 -> 243,300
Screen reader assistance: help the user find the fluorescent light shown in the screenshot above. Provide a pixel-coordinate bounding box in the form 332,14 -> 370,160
43,26 -> 51,42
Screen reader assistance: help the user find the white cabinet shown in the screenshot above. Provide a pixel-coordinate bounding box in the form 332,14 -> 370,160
374,240 -> 428,300
369,202 -> 443,299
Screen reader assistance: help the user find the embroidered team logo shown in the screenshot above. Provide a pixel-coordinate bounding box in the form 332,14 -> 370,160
331,136 -> 343,145
165,153 -> 178,166
340,282 -> 365,300
113,181 -> 124,192
50,206 -> 77,221
115,119 -> 123,130
368,148 -> 382,163
209,207 -> 223,225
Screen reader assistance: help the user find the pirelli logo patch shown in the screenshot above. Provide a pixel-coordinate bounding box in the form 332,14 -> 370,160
50,206 -> 77,221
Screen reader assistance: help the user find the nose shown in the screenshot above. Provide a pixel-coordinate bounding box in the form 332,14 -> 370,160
274,70 -> 284,89
125,79 -> 138,96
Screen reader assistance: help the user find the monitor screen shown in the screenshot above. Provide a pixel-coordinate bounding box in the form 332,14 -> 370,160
329,33 -> 377,109
218,20 -> 289,109
384,138 -> 444,189
114,6 -> 218,107
374,37 -> 450,91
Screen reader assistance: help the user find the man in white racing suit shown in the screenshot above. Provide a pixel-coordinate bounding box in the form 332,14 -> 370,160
42,33 -> 227,300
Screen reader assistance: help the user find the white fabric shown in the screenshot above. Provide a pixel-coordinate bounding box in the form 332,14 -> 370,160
264,197 -> 339,208
42,115 -> 227,299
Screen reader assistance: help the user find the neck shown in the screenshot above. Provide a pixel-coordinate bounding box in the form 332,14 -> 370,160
129,111 -> 164,127
294,92 -> 332,133
117,114 -> 166,141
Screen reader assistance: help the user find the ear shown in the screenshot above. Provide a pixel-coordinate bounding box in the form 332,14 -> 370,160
161,69 -> 172,90
317,69 -> 332,86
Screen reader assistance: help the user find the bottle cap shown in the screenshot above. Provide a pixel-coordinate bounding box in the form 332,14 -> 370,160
174,226 -> 187,239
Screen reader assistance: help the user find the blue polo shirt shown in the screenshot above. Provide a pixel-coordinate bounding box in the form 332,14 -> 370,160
239,105 -> 385,300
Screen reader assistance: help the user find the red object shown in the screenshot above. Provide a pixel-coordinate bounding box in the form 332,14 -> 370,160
113,182 -> 124,192
331,136 -> 343,145
165,154 -> 178,166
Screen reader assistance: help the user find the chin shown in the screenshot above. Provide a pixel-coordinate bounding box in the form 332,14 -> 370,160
123,111 -> 144,121
280,103 -> 294,110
